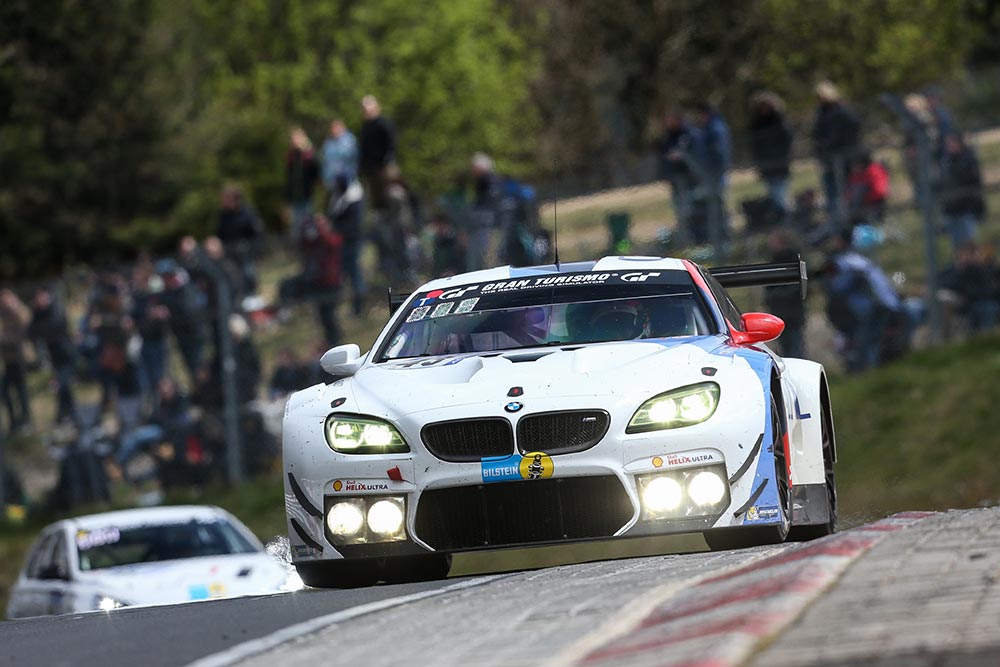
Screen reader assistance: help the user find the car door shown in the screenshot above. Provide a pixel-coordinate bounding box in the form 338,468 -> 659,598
40,530 -> 74,615
9,531 -> 58,618
21,529 -> 74,616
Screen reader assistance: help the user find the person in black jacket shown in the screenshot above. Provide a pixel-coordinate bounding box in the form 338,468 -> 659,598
285,127 -> 319,242
29,287 -> 78,425
764,229 -> 806,358
359,95 -> 397,211
216,184 -> 264,294
939,133 -> 985,250
749,92 -> 794,213
327,174 -> 366,315
658,111 -> 698,241
811,81 -> 861,220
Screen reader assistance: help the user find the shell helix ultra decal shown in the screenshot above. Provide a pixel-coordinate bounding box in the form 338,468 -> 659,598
481,452 -> 554,483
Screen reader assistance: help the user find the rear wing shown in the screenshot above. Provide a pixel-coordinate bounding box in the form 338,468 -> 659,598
708,257 -> 807,300
386,257 -> 808,317
387,288 -> 410,316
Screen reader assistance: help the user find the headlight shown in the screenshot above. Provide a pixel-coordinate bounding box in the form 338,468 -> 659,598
367,499 -> 405,537
325,496 -> 408,545
327,500 -> 366,536
93,595 -> 128,612
627,382 -> 720,433
688,471 -> 727,506
640,476 -> 683,513
325,415 -> 409,454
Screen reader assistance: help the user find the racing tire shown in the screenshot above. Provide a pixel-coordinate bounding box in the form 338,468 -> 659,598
787,391 -> 837,541
295,559 -> 382,589
704,396 -> 791,551
380,554 -> 453,584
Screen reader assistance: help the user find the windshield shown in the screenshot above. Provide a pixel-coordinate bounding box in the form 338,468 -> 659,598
76,520 -> 259,571
380,270 -> 713,361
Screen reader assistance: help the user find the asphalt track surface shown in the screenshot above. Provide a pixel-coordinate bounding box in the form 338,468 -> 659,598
4,509 -> 999,667
0,577 -> 460,667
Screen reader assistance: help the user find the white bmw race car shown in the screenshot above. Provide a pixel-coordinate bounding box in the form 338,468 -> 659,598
283,256 -> 836,587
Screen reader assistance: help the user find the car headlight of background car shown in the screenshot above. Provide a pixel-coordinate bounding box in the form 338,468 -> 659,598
93,594 -> 129,612
324,414 -> 409,454
627,382 -> 720,433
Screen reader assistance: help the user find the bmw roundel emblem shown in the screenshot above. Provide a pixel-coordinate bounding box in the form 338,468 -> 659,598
504,401 -> 524,413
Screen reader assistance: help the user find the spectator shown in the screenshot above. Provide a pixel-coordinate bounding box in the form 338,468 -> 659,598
823,228 -> 907,373
115,377 -> 192,482
321,118 -> 359,188
844,153 -> 890,224
216,183 -> 264,293
201,236 -> 245,365
358,95 -> 397,210
228,314 -> 261,405
299,214 -> 344,346
29,286 -> 77,425
163,246 -> 208,382
305,340 -> 330,385
327,174 -> 366,315
658,110 -> 698,241
692,103 -> 732,244
86,274 -> 141,422
467,152 -> 501,271
268,348 -> 310,400
382,165 -> 420,284
901,93 -> 939,205
764,229 -> 806,358
922,85 -> 957,157
939,242 -> 1000,333
132,260 -> 171,405
1,289 -> 33,434
285,127 -> 319,242
811,81 -> 862,220
430,211 -> 467,278
939,133 -> 985,250
748,92 -> 794,213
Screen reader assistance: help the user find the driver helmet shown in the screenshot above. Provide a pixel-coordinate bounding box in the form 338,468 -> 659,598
566,300 -> 646,342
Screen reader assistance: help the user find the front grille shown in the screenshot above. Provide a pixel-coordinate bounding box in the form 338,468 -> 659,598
414,476 -> 633,550
421,418 -> 514,462
517,410 -> 610,455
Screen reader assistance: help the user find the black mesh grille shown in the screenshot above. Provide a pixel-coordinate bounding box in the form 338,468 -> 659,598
517,410 -> 610,455
414,476 -> 633,551
421,418 -> 514,462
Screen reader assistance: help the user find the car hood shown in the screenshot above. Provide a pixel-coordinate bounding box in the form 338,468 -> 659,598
348,336 -> 735,416
78,553 -> 288,607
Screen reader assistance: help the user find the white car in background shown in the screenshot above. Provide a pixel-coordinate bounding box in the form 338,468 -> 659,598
6,505 -> 297,619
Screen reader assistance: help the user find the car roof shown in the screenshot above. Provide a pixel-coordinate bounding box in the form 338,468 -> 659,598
59,505 -> 230,532
415,256 -> 688,292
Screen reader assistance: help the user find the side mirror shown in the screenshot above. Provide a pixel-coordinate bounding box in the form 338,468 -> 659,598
320,344 -> 363,377
733,312 -> 785,346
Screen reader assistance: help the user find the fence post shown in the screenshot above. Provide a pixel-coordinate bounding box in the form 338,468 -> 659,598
0,427 -> 5,519
201,257 -> 244,484
879,93 -> 942,344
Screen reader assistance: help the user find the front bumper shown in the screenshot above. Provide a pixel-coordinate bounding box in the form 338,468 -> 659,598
286,448 -> 762,563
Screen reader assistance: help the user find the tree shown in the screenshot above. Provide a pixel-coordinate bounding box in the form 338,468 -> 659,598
159,0 -> 540,232
0,0 -> 169,278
